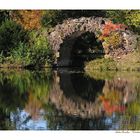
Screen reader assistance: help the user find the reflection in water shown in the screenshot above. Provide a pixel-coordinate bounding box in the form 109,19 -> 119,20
0,69 -> 140,130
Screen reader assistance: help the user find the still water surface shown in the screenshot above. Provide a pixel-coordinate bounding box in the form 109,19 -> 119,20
0,68 -> 140,130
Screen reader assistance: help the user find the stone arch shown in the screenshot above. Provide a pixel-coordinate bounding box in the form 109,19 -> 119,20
48,17 -> 138,66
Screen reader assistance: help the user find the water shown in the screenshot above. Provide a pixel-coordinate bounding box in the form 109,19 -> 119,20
0,68 -> 140,130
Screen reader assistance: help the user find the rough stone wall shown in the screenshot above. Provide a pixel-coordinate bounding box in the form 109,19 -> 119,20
47,17 -> 139,64
48,17 -> 108,65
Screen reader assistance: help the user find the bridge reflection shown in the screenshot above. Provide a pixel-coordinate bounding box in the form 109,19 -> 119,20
0,70 -> 140,130
49,69 -> 139,119
49,69 -> 105,119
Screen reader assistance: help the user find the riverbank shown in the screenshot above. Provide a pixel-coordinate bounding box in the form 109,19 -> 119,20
84,51 -> 140,76
0,63 -> 51,69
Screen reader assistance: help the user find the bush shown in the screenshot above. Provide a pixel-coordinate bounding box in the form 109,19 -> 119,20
0,10 -> 11,25
103,31 -> 122,49
41,10 -> 61,28
106,10 -> 140,34
28,30 -> 54,67
0,28 -> 54,68
0,19 -> 28,56
0,51 -> 4,64
9,31 -> 54,68
9,42 -> 31,66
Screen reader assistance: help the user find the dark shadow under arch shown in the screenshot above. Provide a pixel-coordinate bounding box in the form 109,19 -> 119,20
59,71 -> 105,102
57,31 -> 105,67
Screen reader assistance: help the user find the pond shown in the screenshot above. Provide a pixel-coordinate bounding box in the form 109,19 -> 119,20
0,68 -> 140,130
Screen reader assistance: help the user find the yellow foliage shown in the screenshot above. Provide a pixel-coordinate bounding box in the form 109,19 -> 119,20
11,10 -> 44,30
103,31 -> 122,49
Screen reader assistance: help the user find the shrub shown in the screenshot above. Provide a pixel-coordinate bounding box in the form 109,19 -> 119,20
0,51 -> 4,64
41,10 -> 61,28
103,31 -> 122,49
106,10 -> 140,34
8,30 -> 54,68
98,21 -> 125,52
101,21 -> 126,37
28,30 -> 54,67
29,47 -> 53,68
0,28 -> 54,68
106,10 -> 128,24
10,42 -> 31,66
0,10 -> 11,25
0,19 -> 28,56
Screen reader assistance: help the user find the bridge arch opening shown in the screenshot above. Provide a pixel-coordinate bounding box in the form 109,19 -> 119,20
57,31 -> 105,67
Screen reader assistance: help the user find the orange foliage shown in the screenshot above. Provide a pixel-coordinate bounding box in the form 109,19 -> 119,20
101,21 -> 127,37
11,10 -> 44,30
99,96 -> 126,115
98,21 -> 127,49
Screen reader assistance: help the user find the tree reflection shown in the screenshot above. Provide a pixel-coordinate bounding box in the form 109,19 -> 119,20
44,101 -> 109,130
1,69 -> 140,130
87,71 -> 140,130
0,71 -> 29,129
0,69 -> 52,130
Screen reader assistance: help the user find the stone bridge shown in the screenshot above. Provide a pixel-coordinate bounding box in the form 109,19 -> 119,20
47,17 -> 138,66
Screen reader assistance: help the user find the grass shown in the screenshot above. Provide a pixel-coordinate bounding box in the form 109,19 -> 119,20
85,51 -> 140,75
116,51 -> 140,71
85,58 -> 117,71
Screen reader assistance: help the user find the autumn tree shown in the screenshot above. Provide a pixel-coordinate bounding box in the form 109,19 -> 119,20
106,10 -> 140,34
11,10 -> 44,30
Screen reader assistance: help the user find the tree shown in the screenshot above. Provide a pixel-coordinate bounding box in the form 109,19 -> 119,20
11,10 -> 44,30
106,10 -> 140,34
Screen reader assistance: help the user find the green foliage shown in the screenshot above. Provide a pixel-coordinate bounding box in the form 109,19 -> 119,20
0,19 -> 28,56
103,31 -> 122,49
41,10 -> 61,28
41,10 -> 106,28
106,10 -> 140,34
106,10 -> 128,24
0,51 -> 4,64
85,58 -> 117,71
125,11 -> 140,28
120,97 -> 140,130
0,10 -> 140,68
9,42 -> 31,66
0,10 -> 11,25
116,52 -> 140,71
29,46 -> 53,68
85,51 -> 140,73
28,30 -> 54,67
0,72 -> 29,113
0,70 -> 52,129
0,28 -> 54,68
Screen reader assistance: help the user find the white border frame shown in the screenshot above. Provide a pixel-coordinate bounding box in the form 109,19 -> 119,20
0,0 -> 140,9
0,0 -> 140,139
